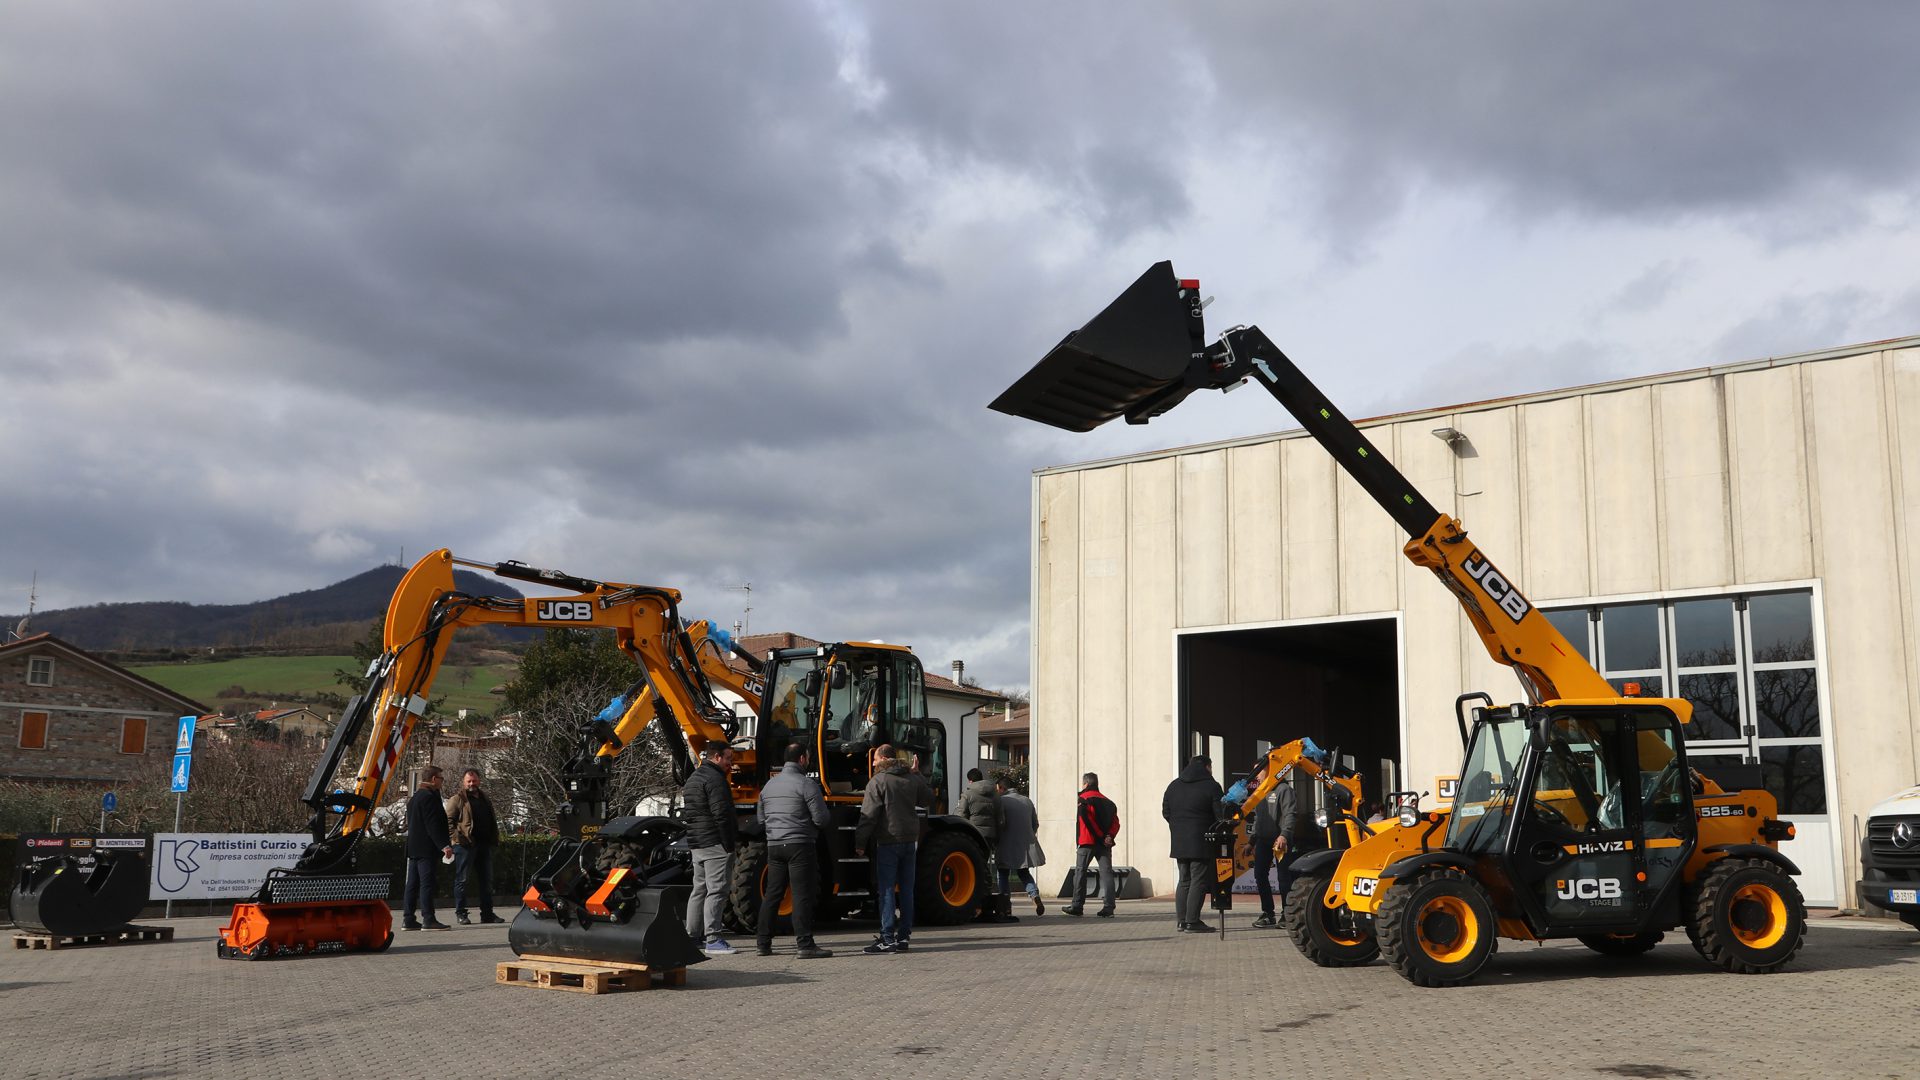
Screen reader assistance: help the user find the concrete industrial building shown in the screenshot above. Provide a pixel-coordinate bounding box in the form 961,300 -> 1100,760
1027,335 -> 1920,910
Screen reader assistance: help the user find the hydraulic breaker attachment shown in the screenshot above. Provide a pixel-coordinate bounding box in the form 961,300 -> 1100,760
988,261 -> 1209,431
9,850 -> 149,937
509,816 -> 706,969
217,872 -> 394,959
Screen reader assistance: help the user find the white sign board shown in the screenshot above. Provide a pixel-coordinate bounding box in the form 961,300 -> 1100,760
149,833 -> 309,900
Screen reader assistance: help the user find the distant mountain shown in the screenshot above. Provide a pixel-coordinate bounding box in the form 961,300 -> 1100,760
2,565 -> 525,652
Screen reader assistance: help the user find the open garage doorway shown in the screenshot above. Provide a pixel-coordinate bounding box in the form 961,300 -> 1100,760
1177,616 -> 1402,812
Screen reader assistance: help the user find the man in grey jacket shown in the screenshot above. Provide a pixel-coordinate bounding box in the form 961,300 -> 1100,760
1243,760 -> 1299,928
681,742 -> 739,954
755,743 -> 833,959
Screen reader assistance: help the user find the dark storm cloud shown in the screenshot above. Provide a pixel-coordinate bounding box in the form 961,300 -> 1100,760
5,2 -> 1918,692
1188,3 -> 1920,235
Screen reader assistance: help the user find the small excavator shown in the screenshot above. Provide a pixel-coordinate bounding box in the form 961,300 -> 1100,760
993,262 -> 1806,986
216,548 -> 991,963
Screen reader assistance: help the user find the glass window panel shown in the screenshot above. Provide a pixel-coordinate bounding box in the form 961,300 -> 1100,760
1748,592 -> 1814,663
1677,672 -> 1742,741
1672,599 -> 1736,667
1759,745 -> 1826,815
1752,669 -> 1820,739
1600,603 -> 1661,672
1634,722 -> 1687,832
1542,608 -> 1591,661
1607,676 -> 1663,698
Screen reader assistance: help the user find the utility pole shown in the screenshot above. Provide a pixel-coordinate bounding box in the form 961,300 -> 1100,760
724,583 -> 753,636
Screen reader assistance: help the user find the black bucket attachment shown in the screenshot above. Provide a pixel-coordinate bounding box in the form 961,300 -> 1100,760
509,816 -> 706,969
10,851 -> 149,937
508,888 -> 705,969
989,261 -> 1208,431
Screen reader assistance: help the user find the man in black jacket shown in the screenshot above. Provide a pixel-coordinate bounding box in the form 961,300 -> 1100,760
681,742 -> 739,954
1242,760 -> 1299,928
402,766 -> 454,931
1162,755 -> 1224,933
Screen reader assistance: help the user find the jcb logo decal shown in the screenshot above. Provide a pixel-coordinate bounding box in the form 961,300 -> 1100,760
1351,876 -> 1378,897
1462,550 -> 1531,622
1556,878 -> 1622,900
537,600 -> 593,622
1436,776 -> 1459,801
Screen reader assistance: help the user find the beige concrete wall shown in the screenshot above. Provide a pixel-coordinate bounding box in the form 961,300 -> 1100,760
1032,342 -> 1920,904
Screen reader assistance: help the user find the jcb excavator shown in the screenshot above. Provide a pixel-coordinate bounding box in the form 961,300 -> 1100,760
217,548 -> 990,963
993,262 -> 1807,987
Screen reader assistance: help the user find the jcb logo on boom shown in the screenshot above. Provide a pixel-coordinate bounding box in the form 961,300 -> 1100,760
537,600 -> 593,622
1462,551 -> 1531,623
1556,877 -> 1623,901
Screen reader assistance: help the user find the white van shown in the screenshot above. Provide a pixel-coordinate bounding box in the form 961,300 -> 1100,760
1858,784 -> 1920,930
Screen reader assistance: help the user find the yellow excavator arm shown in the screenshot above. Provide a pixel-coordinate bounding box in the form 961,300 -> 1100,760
295,548 -> 757,872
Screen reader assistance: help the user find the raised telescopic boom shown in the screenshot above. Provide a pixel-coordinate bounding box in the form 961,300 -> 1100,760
991,261 -> 1638,713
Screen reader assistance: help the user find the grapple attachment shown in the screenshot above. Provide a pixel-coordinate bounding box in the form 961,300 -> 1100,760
989,261 -> 1208,431
9,851 -> 149,937
216,872 -> 394,959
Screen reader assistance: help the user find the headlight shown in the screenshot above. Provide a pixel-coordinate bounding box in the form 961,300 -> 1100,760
1398,808 -> 1419,828
1313,809 -> 1330,828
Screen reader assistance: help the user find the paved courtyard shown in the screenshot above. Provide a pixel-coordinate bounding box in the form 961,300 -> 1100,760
3,903 -> 1917,1080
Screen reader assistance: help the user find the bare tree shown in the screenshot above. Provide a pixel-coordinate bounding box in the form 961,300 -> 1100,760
489,681 -> 681,832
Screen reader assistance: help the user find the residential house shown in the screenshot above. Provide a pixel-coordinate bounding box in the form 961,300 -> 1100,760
0,634 -> 210,784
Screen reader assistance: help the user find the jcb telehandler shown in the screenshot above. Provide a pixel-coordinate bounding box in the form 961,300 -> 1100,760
993,262 -> 1806,987
212,548 -> 990,963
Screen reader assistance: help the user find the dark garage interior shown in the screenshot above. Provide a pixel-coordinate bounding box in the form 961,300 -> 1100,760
1179,618 -> 1401,812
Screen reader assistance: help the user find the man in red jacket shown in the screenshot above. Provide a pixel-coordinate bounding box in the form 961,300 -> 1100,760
1063,772 -> 1121,917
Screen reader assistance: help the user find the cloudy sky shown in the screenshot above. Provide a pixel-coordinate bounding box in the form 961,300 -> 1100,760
5,2 -> 1918,691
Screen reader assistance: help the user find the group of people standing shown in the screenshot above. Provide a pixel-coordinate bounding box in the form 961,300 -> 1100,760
395,746 -> 1297,948
399,764 -> 504,931
1164,753 -> 1299,933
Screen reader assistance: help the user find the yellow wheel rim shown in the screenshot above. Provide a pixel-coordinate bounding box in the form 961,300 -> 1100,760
1416,895 -> 1479,964
939,851 -> 975,905
758,866 -> 794,916
1728,883 -> 1787,949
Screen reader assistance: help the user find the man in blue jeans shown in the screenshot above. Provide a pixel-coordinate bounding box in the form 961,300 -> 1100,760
854,744 -> 932,953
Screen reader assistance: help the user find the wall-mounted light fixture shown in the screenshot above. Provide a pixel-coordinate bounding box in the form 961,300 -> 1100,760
1430,425 -> 1468,448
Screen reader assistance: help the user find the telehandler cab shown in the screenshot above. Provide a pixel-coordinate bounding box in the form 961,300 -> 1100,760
993,262 -> 1807,987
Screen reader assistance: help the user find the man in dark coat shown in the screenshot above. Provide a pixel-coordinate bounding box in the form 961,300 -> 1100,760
1241,760 -> 1299,928
402,766 -> 454,931
1162,755 -> 1224,933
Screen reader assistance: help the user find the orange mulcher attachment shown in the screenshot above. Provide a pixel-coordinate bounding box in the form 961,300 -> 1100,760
217,870 -> 394,960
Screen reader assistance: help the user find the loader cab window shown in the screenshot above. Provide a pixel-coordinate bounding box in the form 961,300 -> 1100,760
762,654 -> 823,778
1445,716 -> 1526,854
821,655 -> 885,795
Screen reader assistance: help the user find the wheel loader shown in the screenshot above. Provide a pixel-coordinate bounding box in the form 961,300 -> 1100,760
992,262 -> 1807,987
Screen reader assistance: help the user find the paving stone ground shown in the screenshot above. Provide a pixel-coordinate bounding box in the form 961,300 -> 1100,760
4,903 -> 1917,1080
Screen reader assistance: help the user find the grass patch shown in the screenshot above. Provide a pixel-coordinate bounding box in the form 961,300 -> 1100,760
129,655 -> 517,719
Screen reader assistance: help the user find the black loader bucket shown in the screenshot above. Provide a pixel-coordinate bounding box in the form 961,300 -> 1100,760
10,852 -> 149,937
508,888 -> 706,969
989,261 -> 1205,431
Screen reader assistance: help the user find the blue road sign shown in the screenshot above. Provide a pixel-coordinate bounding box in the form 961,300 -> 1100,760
102,791 -> 117,813
175,715 -> 197,753
171,753 -> 192,793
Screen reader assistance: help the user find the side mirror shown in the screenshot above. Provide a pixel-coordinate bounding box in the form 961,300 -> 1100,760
830,665 -> 849,690
800,670 -> 822,697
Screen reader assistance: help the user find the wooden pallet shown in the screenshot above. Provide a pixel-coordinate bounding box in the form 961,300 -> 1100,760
495,954 -> 688,995
12,924 -> 176,951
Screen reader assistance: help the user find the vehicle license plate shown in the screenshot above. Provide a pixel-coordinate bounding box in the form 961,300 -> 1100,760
1891,888 -> 1919,905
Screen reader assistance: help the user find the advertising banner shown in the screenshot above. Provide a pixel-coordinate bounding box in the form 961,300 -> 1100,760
149,833 -> 308,901
14,833 -> 151,882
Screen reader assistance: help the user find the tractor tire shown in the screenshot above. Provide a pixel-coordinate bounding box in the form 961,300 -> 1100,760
727,841 -> 802,935
1283,872 -> 1378,967
1377,867 -> 1498,988
1687,857 -> 1806,974
915,830 -> 989,926
1578,931 -> 1664,957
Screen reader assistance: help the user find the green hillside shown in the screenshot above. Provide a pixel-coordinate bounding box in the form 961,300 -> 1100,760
129,655 -> 518,719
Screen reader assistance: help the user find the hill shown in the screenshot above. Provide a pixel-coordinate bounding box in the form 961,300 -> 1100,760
1,564 -> 525,652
